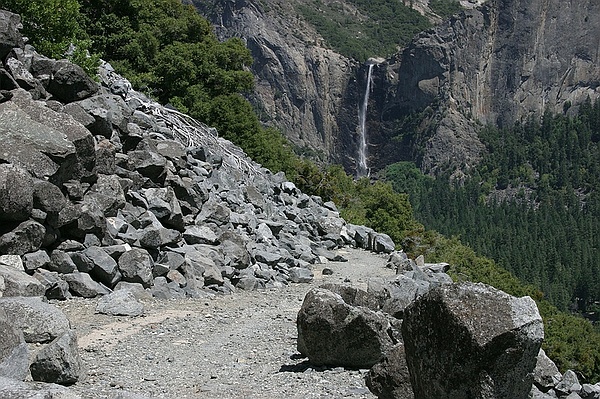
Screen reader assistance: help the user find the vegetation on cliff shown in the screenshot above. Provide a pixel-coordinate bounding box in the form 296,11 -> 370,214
296,0 -> 430,60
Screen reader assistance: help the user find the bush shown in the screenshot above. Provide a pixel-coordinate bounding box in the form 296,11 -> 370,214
2,0 -> 99,75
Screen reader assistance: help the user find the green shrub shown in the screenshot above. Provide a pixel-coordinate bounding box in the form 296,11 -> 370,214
2,0 -> 100,75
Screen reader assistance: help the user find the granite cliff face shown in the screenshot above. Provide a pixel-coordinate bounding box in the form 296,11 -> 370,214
193,0 -> 600,175
380,0 -> 600,173
191,0 -> 360,168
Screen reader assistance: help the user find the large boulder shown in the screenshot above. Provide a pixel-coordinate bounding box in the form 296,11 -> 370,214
0,376 -> 82,399
0,296 -> 71,343
0,90 -> 95,184
297,288 -> 396,368
46,59 -> 99,103
0,307 -> 29,381
0,219 -> 45,255
0,264 -> 45,297
95,289 -> 144,317
402,282 -> 544,399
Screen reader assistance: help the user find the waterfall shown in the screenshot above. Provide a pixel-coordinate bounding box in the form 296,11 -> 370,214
357,63 -> 374,178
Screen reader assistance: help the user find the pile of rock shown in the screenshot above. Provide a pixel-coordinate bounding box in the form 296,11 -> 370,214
297,251 -> 598,399
0,8 -> 394,303
0,295 -> 82,395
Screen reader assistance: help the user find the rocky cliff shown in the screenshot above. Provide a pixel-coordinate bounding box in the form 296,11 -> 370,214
193,0 -> 600,176
191,0 -> 360,168
379,0 -> 600,174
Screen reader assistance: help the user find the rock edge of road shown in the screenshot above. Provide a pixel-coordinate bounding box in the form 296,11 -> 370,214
55,248 -> 394,399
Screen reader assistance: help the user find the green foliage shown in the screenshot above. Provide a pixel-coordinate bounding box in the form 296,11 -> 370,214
422,233 -> 600,381
383,103 -> 600,381
296,0 -> 430,60
2,0 -> 99,75
429,0 -> 463,19
293,165 -> 420,246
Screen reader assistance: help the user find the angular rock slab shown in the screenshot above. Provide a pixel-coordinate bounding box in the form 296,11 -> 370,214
0,296 -> 71,343
402,282 -> 543,399
30,330 -> 82,384
0,264 -> 45,297
365,343 -> 414,399
95,289 -> 144,317
297,288 -> 396,368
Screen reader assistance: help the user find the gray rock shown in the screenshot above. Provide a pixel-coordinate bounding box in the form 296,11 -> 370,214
95,289 -> 144,316
220,235 -> 251,269
138,226 -> 181,249
372,233 -> 395,253
0,255 -> 23,271
365,343 -> 414,399
556,370 -> 582,395
195,198 -> 230,226
6,57 -> 46,97
118,248 -> 154,287
0,296 -> 71,343
297,288 -> 396,368
47,59 -> 99,103
289,267 -> 314,283
0,220 -> 45,255
81,246 -> 121,288
368,275 -> 432,319
150,276 -> 185,300
144,186 -> 184,230
0,264 -> 45,297
32,269 -> 71,300
0,375 -> 82,398
530,385 -> 559,399
127,141 -> 167,182
533,349 -> 562,392
74,94 -> 133,134
95,139 -> 117,174
32,179 -> 67,226
62,272 -> 110,298
30,330 -> 81,384
156,140 -> 186,162
23,250 -> 51,273
319,283 -> 380,310
402,282 -> 543,399
49,250 -> 77,274
0,307 -> 29,381
4,90 -> 95,184
156,251 -> 185,271
581,383 -> 600,399
235,275 -> 258,290
0,164 -> 33,222
84,174 -> 126,217
183,225 -> 219,245
113,281 -> 152,301
0,10 -> 24,59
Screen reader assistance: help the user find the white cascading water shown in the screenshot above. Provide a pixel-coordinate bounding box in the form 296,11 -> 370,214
357,63 -> 374,178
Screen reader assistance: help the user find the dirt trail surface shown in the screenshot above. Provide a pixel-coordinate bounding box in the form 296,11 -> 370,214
54,248 -> 395,399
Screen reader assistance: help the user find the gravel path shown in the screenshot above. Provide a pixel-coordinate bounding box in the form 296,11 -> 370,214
54,248 -> 395,399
